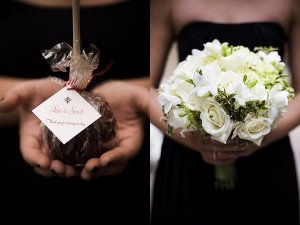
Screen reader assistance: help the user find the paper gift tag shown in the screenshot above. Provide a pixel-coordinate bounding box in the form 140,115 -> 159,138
32,87 -> 101,144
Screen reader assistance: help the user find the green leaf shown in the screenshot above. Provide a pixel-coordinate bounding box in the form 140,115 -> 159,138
247,80 -> 257,88
179,113 -> 187,117
186,79 -> 196,86
166,124 -> 174,136
196,68 -> 203,75
254,46 -> 278,54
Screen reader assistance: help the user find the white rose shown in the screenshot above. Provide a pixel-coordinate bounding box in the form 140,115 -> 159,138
232,115 -> 272,146
200,98 -> 233,143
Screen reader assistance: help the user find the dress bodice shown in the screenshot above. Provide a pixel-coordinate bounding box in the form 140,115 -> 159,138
177,22 -> 285,61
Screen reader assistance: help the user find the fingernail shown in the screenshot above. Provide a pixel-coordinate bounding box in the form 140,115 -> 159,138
91,167 -> 100,173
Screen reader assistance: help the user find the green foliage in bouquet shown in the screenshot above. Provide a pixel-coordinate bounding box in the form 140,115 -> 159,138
158,40 -> 295,190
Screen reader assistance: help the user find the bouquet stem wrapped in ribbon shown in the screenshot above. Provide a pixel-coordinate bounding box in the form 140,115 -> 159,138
158,40 -> 294,190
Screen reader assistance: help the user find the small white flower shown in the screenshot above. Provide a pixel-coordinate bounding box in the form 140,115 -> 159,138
157,40 -> 294,149
218,71 -> 251,106
184,91 -> 205,111
267,106 -> 280,128
235,86 -> 252,106
172,52 -> 203,80
167,108 -> 188,129
254,56 -> 278,75
203,39 -> 223,56
193,62 -> 220,96
167,108 -> 196,136
157,92 -> 181,114
232,115 -> 272,146
218,71 -> 242,94
220,48 -> 248,72
172,80 -> 194,103
250,84 -> 268,101
269,84 -> 289,113
244,70 -> 260,84
200,98 -> 233,143
268,106 -> 279,121
258,51 -> 281,64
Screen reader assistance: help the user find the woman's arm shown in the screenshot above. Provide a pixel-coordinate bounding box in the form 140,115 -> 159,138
150,0 -> 174,131
262,3 -> 300,145
150,0 -> 174,88
150,0 -> 238,166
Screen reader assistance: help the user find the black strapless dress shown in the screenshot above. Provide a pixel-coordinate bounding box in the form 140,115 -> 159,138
0,1 -> 149,223
151,22 -> 299,225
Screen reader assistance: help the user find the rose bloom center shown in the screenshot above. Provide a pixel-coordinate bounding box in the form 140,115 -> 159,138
249,122 -> 265,133
208,106 -> 224,128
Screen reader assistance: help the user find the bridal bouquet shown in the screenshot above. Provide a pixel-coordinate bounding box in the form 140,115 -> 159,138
157,39 -> 294,190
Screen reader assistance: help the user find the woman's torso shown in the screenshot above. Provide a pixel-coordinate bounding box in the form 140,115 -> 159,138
177,22 -> 286,61
170,0 -> 294,37
153,21 -> 298,225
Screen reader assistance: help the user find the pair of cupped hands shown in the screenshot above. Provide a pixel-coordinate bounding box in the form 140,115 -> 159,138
0,78 -> 149,180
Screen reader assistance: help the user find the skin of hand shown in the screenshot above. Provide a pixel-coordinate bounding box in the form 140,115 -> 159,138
80,80 -> 149,180
203,139 -> 259,165
0,78 -> 76,177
